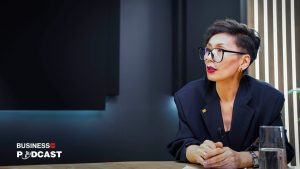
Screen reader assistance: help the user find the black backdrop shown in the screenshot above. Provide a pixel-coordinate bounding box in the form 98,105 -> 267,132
0,0 -> 119,110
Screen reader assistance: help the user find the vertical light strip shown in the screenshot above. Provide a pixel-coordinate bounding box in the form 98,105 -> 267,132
263,0 -> 269,82
290,0 -> 299,165
254,0 -> 260,79
273,0 -> 279,89
282,0 -> 290,139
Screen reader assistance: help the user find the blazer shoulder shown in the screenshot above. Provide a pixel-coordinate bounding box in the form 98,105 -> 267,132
175,78 -> 206,98
246,75 -> 284,100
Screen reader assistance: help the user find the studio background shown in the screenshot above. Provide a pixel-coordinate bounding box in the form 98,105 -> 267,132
0,0 -> 244,165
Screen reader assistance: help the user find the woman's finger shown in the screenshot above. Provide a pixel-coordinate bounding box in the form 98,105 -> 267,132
215,142 -> 223,148
204,149 -> 229,167
203,140 -> 217,149
195,154 -> 205,165
204,147 -> 226,161
196,148 -> 208,160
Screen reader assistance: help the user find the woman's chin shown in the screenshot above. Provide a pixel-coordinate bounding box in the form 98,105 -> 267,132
207,74 -> 219,81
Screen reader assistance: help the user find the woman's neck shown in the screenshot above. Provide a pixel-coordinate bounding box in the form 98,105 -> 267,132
216,75 -> 242,102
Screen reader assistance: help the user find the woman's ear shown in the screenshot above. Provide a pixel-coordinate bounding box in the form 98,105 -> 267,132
240,54 -> 251,70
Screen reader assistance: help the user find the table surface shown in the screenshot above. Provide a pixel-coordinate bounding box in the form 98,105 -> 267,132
0,161 -> 200,169
0,161 -> 299,169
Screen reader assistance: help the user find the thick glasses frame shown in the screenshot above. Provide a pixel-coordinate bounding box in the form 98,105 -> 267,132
198,47 -> 247,63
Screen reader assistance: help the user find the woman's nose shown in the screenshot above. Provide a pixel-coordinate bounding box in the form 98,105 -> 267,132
205,52 -> 214,63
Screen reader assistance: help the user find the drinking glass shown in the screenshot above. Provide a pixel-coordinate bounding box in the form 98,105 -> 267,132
259,126 -> 287,169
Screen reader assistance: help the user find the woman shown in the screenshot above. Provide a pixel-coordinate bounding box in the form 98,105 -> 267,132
167,19 -> 294,168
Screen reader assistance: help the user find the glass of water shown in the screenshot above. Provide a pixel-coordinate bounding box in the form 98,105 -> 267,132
259,126 -> 287,169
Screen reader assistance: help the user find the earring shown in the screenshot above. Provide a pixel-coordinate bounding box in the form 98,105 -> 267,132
239,67 -> 243,72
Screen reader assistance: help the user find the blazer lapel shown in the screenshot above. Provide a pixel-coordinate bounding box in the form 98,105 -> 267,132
229,76 -> 254,151
199,81 -> 224,142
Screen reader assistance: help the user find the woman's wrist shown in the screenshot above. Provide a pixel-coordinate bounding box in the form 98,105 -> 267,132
236,151 -> 254,168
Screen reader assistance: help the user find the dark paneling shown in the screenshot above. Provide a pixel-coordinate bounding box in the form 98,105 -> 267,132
106,0 -> 120,96
172,0 -> 242,92
0,0 -> 176,166
0,0 -> 119,109
172,0 -> 187,94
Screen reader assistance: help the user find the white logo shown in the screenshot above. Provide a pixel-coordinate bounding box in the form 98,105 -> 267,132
16,142 -> 62,160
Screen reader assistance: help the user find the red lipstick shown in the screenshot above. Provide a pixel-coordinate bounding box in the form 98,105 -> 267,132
207,66 -> 217,73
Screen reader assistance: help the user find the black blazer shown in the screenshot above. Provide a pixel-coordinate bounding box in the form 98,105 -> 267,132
167,75 -> 295,163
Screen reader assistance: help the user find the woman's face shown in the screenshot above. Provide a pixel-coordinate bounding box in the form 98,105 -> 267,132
205,33 -> 246,82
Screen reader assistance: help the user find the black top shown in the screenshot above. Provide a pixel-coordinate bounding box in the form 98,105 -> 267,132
167,75 -> 295,163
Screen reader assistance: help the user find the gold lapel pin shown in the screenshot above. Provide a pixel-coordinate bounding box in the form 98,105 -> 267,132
201,108 -> 207,113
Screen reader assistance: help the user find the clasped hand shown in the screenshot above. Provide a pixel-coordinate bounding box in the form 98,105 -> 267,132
186,140 -> 240,168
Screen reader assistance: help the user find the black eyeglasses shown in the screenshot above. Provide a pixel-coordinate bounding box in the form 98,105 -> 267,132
198,47 -> 247,63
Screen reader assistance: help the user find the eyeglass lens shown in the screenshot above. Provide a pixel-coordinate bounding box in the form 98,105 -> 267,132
199,48 -> 223,62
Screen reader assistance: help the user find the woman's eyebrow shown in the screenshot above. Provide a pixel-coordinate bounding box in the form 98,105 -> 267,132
207,43 -> 226,48
215,43 -> 226,48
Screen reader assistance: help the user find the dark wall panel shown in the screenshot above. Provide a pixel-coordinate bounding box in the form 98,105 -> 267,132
0,0 -> 176,166
0,0 -> 119,109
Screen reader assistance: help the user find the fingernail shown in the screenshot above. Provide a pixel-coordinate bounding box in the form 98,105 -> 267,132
203,161 -> 207,167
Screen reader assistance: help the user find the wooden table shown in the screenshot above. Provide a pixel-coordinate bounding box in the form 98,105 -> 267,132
0,161 -> 299,169
0,161 -> 202,169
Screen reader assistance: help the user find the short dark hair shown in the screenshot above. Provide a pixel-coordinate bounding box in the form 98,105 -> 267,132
204,19 -> 261,65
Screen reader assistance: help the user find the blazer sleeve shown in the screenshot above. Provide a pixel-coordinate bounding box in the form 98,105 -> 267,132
167,94 -> 201,162
268,96 -> 295,163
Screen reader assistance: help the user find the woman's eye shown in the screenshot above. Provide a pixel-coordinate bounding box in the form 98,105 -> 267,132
205,48 -> 212,52
217,49 -> 223,52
